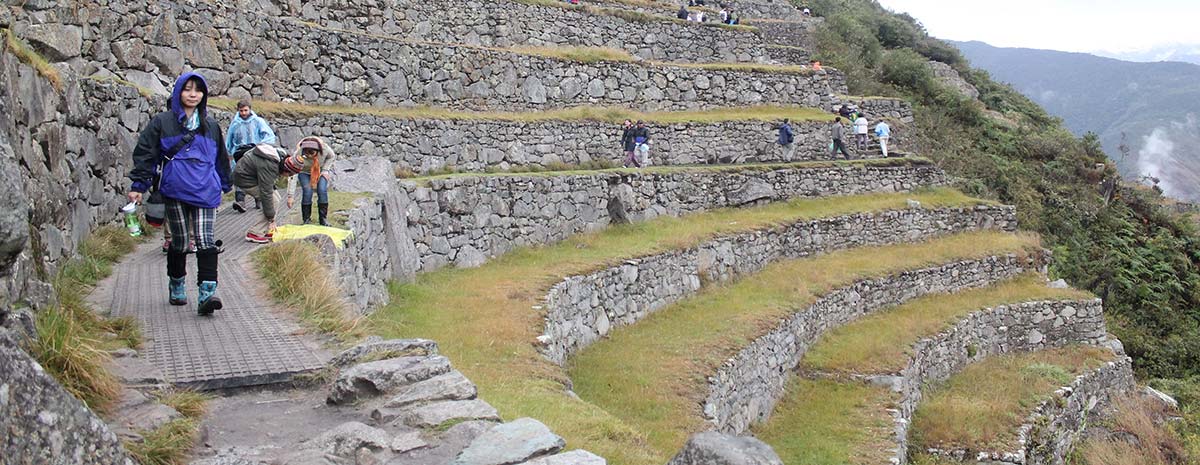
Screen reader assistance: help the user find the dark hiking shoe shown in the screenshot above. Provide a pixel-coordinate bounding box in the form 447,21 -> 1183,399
169,277 -> 187,306
197,281 -> 222,316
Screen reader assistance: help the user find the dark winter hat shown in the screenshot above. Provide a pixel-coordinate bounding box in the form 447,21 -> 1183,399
282,153 -> 306,174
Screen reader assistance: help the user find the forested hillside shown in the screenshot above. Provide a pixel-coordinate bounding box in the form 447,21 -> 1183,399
805,0 -> 1200,439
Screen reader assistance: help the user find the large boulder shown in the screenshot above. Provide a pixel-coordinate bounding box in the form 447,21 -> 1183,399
0,132 -> 28,275
521,450 -> 607,465
667,432 -> 782,465
398,399 -> 500,428
452,418 -> 565,465
328,338 -> 438,368
21,24 -> 82,61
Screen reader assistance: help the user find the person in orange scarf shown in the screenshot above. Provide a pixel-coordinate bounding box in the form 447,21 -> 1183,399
290,136 -> 338,226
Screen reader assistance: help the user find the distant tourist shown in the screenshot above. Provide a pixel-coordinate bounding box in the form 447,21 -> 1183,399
621,120 -> 640,168
232,145 -> 305,244
719,6 -> 728,23
632,121 -> 652,166
830,117 -> 852,159
854,113 -> 869,151
677,5 -> 689,19
838,103 -> 852,119
225,98 -> 277,214
727,10 -> 739,25
802,7 -> 811,16
810,60 -> 822,71
778,118 -> 796,162
874,120 -> 892,157
292,136 -> 338,226
126,72 -> 230,316
694,10 -> 706,22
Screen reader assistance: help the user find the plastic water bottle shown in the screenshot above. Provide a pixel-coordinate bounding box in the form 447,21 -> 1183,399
122,202 -> 142,237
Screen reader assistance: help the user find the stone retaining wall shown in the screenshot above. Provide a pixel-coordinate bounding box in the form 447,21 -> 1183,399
889,299 -> 1110,464
538,205 -> 1017,364
238,0 -> 774,64
0,50 -> 149,309
703,254 -> 1036,433
850,98 -> 917,125
751,19 -> 822,52
17,1 -> 847,111
402,163 -> 946,272
922,356 -> 1136,465
259,113 -> 907,174
764,45 -> 812,68
733,0 -> 807,21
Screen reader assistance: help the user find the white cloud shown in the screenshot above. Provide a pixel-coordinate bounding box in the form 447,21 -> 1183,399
1137,128 -> 1177,195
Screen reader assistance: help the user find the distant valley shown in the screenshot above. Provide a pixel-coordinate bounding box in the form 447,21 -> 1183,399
953,40 -> 1200,201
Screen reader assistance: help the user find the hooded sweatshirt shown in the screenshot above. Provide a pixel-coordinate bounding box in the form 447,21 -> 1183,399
232,145 -> 289,221
128,73 -> 231,209
225,110 -> 277,155
291,136 -> 338,190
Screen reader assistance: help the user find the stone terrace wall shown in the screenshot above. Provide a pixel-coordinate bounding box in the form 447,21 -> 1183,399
0,50 -> 149,309
401,163 -> 946,271
890,299 -> 1110,464
538,205 -> 1017,364
733,0 -> 807,21
923,356 -> 1136,465
239,0 -> 774,64
264,114 -> 898,174
704,254 -> 1035,433
0,329 -> 137,465
853,98 -> 916,125
764,45 -> 811,68
22,1 -> 847,111
750,19 -> 822,52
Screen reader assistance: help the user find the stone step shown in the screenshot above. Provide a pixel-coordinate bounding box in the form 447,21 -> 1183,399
561,231 -> 1044,461
232,0 -> 778,65
217,104 -> 911,175
753,274 -> 1111,464
328,355 -> 453,404
67,1 -> 846,111
908,347 -> 1134,465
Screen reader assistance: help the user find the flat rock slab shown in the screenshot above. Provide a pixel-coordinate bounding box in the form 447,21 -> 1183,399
384,370 -> 477,408
520,450 -> 607,465
329,338 -> 439,368
308,421 -> 391,456
668,432 -> 782,465
399,399 -> 501,428
453,418 -> 565,465
328,355 -> 452,404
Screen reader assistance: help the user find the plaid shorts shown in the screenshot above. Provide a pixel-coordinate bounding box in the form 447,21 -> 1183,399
164,199 -> 217,253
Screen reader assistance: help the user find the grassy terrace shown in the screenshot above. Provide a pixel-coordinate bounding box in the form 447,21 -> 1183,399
403,157 -> 930,185
367,188 -> 991,465
909,346 -> 1117,463
754,274 -> 1093,465
206,99 -> 835,124
570,231 -> 1041,463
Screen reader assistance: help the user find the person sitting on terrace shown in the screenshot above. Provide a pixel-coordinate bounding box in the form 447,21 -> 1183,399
719,6 -> 728,22
802,6 -> 812,16
677,5 -> 689,19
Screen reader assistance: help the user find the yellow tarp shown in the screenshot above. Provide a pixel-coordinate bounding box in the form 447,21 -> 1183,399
272,224 -> 354,248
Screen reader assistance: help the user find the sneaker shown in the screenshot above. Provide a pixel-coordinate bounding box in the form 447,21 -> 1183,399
244,232 -> 270,244
232,202 -> 246,213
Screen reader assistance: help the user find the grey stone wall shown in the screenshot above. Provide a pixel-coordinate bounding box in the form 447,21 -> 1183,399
703,254 -> 1036,433
402,163 -> 946,272
751,19 -> 822,53
538,205 -> 1017,364
848,97 -> 917,125
23,1 -> 847,111
921,355 -> 1136,465
764,45 -> 812,68
889,299 -> 1111,464
732,0 -> 808,21
0,51 -> 148,310
0,329 -> 137,465
254,113 -> 897,174
238,0 -> 775,64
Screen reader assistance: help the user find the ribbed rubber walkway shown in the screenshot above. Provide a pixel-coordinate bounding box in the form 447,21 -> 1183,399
91,201 -> 326,390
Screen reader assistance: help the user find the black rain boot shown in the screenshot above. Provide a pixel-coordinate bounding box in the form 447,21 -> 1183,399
318,203 -> 329,227
196,247 -> 222,316
301,203 -> 312,224
166,250 -> 188,306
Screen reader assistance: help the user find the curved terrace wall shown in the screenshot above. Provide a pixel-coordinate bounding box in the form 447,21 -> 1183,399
265,114 -> 908,174
889,299 -> 1111,464
538,205 -> 1017,364
242,0 -> 775,64
703,254 -> 1040,433
402,163 -> 947,272
30,1 -> 846,111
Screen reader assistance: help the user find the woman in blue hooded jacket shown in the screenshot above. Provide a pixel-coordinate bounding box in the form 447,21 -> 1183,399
127,72 -> 232,316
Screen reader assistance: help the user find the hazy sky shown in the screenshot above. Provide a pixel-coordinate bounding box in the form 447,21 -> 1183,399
874,0 -> 1200,53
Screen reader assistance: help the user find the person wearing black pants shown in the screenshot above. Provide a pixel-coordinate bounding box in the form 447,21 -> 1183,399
830,117 -> 853,159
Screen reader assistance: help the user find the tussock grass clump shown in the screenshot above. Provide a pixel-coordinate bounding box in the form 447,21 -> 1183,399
3,28 -> 63,91
157,390 -> 214,419
253,240 -> 363,342
125,418 -> 200,465
804,273 -> 1093,374
371,189 -> 1003,465
1072,395 -> 1187,465
910,345 -> 1116,454
571,231 -> 1042,461
28,225 -> 145,414
207,98 -> 835,125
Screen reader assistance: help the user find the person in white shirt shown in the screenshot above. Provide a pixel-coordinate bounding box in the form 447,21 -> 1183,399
874,121 -> 892,157
853,114 -> 869,151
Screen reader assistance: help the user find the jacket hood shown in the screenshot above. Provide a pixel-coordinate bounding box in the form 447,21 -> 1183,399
170,72 -> 210,124
293,136 -> 336,160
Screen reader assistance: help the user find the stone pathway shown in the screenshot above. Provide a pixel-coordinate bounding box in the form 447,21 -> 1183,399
90,201 -> 326,390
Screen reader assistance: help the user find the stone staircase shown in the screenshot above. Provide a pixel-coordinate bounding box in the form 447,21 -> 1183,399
0,0 -> 1148,464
